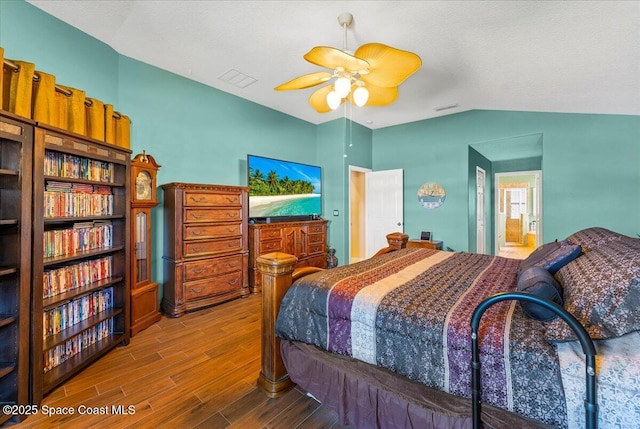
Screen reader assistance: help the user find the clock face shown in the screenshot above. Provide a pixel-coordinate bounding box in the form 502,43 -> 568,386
135,171 -> 153,200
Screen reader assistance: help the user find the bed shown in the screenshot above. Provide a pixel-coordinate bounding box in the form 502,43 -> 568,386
255,227 -> 640,428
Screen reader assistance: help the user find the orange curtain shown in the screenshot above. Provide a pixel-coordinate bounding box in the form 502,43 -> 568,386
32,71 -> 57,126
54,87 -> 69,131
115,113 -> 131,149
57,85 -> 86,135
85,97 -> 105,141
2,59 -> 35,118
0,47 -> 4,111
104,103 -> 115,145
1,46 -> 130,147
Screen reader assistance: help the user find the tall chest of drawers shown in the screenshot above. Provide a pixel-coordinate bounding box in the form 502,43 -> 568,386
161,183 -> 249,317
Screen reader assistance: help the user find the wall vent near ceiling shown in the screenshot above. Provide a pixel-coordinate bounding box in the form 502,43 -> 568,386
434,103 -> 459,112
218,69 -> 257,88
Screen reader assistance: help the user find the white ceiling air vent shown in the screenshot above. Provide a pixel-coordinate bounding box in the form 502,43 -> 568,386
218,69 -> 258,88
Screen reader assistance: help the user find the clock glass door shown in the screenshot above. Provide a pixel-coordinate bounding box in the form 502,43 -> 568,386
135,210 -> 150,283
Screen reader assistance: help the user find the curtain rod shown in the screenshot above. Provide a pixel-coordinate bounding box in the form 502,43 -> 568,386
3,58 -> 122,118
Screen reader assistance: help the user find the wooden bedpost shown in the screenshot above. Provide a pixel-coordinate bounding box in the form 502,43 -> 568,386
373,232 -> 409,257
256,252 -> 298,397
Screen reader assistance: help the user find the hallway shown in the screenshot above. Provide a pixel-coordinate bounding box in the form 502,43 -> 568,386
497,243 -> 534,260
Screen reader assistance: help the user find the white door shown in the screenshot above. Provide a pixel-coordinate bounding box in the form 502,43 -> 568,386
476,167 -> 486,254
365,169 -> 403,258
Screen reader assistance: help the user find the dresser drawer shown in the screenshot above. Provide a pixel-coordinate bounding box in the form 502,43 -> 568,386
184,192 -> 242,207
185,207 -> 242,223
308,242 -> 325,254
184,237 -> 242,257
259,228 -> 282,240
184,254 -> 243,281
308,233 -> 325,244
259,239 -> 282,254
308,223 -> 325,234
184,223 -> 241,241
185,271 -> 242,300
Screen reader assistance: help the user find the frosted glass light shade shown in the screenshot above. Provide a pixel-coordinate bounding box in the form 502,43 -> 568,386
326,90 -> 341,110
353,86 -> 369,106
334,77 -> 351,98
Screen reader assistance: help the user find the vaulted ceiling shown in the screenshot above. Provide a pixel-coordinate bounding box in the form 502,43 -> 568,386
28,1 -> 640,129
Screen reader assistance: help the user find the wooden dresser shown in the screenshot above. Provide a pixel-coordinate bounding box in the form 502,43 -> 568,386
161,183 -> 249,317
249,219 -> 328,293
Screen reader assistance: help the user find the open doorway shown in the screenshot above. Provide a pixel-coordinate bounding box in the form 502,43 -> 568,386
495,171 -> 542,259
348,166 -> 370,263
349,166 -> 404,263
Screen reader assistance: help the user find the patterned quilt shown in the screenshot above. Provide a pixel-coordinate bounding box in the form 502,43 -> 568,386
276,248 -> 568,427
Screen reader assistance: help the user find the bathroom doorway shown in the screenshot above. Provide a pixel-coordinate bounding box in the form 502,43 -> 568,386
495,171 -> 542,259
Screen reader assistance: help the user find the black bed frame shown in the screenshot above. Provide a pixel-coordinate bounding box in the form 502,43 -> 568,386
471,292 -> 598,429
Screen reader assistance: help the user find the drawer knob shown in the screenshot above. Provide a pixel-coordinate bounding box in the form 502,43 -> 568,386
190,286 -> 205,294
190,229 -> 205,236
189,267 -> 207,274
190,213 -> 203,219
190,196 -> 206,202
190,245 -> 204,252
227,278 -> 238,285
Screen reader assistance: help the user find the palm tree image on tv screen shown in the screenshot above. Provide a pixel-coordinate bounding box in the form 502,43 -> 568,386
248,155 -> 322,218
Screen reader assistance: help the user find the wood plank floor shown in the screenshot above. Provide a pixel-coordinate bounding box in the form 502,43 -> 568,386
13,295 -> 352,429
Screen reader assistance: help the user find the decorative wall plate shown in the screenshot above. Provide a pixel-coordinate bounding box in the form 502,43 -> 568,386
418,182 -> 446,209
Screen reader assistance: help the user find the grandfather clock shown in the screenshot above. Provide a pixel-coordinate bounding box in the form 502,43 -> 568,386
130,151 -> 162,335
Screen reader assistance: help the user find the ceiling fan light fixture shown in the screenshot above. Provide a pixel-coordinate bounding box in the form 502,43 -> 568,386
326,90 -> 341,110
277,13 -> 421,113
334,76 -> 352,98
353,85 -> 369,107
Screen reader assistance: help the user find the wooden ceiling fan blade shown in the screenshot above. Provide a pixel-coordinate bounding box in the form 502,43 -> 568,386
348,84 -> 398,107
274,72 -> 333,90
355,43 -> 421,87
309,84 -> 342,113
304,46 -> 370,72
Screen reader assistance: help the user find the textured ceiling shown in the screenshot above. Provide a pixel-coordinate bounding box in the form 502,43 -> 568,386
27,1 -> 640,129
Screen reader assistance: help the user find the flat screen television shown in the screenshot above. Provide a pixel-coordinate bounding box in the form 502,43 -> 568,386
247,154 -> 322,221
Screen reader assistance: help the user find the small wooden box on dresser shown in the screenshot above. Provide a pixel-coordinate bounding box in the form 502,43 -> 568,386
0,112 -> 32,425
161,183 -> 249,317
31,124 -> 131,404
248,219 -> 328,293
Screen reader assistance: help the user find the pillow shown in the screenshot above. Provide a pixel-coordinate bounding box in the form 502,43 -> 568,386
545,239 -> 640,341
516,266 -> 564,322
565,227 -> 626,253
518,240 -> 582,275
517,241 -> 560,275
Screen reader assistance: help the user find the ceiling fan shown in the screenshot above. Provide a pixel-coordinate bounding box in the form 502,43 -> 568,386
274,13 -> 422,113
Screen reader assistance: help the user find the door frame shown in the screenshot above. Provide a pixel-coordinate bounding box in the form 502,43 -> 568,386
494,170 -> 543,250
476,167 -> 486,254
348,165 -> 371,264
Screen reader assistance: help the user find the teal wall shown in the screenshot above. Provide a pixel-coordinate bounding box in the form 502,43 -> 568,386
1,1 -> 324,287
2,1 -> 639,289
0,0 -> 119,102
373,110 -> 640,251
317,118 -> 372,264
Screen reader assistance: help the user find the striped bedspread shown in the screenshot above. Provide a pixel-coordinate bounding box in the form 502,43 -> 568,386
275,248 -> 568,427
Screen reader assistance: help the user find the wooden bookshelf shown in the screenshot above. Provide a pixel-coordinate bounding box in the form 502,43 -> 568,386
30,124 -> 131,404
0,111 -> 33,425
